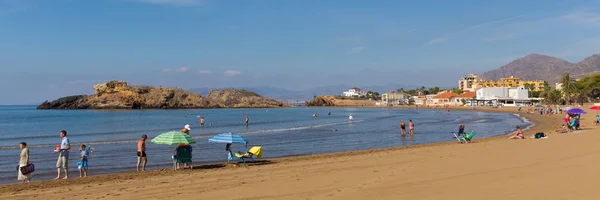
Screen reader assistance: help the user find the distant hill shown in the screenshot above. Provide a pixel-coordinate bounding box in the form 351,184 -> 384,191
481,54 -> 600,83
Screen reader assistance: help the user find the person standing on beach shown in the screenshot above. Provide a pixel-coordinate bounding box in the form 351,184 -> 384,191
17,142 -> 31,183
136,135 -> 147,172
409,120 -> 415,136
400,120 -> 406,135
55,130 -> 70,179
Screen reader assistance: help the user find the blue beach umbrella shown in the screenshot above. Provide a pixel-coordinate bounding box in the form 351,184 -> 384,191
208,132 -> 248,144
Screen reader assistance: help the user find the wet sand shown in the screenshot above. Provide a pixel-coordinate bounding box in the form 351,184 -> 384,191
1,106 -> 598,200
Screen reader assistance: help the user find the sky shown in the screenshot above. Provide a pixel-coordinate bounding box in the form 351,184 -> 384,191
1,0 -> 600,104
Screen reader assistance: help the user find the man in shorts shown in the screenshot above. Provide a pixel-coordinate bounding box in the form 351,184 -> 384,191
55,130 -> 71,179
137,135 -> 148,172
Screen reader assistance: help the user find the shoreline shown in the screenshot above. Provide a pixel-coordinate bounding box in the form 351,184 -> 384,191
1,105 -> 596,199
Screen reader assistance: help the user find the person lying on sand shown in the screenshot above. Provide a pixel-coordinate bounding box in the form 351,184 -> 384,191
508,126 -> 525,139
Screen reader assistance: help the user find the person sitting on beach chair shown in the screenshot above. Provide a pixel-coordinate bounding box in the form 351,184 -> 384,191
235,146 -> 262,166
453,131 -> 476,143
457,124 -> 465,137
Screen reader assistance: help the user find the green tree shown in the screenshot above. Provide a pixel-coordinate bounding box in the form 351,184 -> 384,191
561,73 -> 577,104
396,88 -> 405,93
428,86 -> 440,95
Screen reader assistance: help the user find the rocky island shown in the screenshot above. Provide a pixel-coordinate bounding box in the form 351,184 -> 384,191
37,81 -> 290,109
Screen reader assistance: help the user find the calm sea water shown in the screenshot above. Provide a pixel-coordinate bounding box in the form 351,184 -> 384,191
0,106 -> 529,184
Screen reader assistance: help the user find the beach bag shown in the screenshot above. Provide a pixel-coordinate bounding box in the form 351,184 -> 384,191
20,163 -> 35,175
534,132 -> 546,139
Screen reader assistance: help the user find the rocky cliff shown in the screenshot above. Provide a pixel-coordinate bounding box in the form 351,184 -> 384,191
207,89 -> 288,108
38,81 -> 290,109
481,54 -> 600,83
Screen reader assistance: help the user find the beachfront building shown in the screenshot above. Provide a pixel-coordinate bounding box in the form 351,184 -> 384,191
342,88 -> 366,97
475,86 -> 530,106
432,91 -> 460,105
458,74 -> 480,92
473,76 -> 545,92
381,91 -> 407,105
454,91 -> 477,106
412,95 -> 426,105
425,94 -> 436,105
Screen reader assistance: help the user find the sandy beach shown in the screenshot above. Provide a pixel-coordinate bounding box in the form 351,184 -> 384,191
1,106 -> 597,200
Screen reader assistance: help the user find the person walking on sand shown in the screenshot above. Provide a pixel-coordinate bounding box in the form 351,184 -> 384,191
136,135 -> 147,172
17,142 -> 31,183
400,120 -> 406,135
55,130 -> 70,179
508,126 -> 525,139
408,120 -> 415,136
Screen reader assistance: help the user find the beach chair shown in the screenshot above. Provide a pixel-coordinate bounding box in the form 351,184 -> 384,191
235,146 -> 262,166
453,131 -> 476,143
172,146 -> 193,169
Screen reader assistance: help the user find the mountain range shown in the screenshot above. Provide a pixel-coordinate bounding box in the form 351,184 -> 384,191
481,54 -> 600,83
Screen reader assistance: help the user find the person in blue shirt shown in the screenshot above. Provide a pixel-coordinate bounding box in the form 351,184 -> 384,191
55,130 -> 71,179
595,115 -> 600,126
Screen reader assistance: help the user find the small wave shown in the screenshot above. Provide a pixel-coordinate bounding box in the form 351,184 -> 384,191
0,120 -> 363,150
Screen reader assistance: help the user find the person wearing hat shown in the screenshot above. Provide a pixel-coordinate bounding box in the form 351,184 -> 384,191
177,125 -> 192,169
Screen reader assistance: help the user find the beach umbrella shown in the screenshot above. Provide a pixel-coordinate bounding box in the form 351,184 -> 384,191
151,131 -> 196,145
209,132 -> 248,144
567,108 -> 587,115
590,106 -> 600,111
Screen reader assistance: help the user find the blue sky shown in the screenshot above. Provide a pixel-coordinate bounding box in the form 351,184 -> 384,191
1,0 -> 599,104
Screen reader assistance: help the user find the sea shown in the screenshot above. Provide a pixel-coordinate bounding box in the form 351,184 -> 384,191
0,105 -> 530,184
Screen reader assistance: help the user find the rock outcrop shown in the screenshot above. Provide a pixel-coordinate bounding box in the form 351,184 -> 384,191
38,81 -> 290,109
206,89 -> 288,108
305,96 -> 336,106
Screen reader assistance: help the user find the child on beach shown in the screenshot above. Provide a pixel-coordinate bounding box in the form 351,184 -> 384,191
78,144 -> 90,177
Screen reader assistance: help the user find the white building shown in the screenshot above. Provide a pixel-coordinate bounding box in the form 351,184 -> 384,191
475,86 -> 530,106
342,88 -> 366,97
382,92 -> 406,105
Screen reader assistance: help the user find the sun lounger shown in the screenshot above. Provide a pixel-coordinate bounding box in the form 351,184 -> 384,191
235,146 -> 262,166
453,131 -> 476,143
172,146 -> 193,169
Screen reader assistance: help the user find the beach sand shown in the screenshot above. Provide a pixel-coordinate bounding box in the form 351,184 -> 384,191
1,106 -> 598,200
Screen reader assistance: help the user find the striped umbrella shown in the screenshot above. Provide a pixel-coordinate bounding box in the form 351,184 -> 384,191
208,132 -> 248,144
151,131 -> 196,145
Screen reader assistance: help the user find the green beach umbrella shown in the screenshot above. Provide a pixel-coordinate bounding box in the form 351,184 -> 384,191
151,131 -> 196,145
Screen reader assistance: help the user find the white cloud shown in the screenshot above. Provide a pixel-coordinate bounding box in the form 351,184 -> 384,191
562,11 -> 600,27
351,46 -> 365,53
162,68 -> 173,73
426,37 -> 449,45
224,70 -> 241,76
136,0 -> 205,6
175,66 -> 191,72
197,70 -> 212,74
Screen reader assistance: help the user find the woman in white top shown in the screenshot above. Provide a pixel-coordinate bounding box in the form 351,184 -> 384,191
18,142 -> 32,183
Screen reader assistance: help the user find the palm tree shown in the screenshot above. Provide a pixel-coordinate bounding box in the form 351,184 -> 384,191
561,73 -> 577,104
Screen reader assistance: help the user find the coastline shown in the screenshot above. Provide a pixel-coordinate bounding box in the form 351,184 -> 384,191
1,106 -> 596,200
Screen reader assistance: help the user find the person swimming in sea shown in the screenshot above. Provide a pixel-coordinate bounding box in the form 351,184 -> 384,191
313,113 -> 317,118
